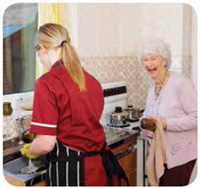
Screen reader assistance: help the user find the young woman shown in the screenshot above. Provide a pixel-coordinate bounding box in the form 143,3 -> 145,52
21,23 -> 128,186
137,38 -> 197,186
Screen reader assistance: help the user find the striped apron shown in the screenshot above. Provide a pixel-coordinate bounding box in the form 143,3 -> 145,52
46,140 -> 129,186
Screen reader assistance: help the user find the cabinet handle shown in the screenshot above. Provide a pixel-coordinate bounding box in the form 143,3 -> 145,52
115,146 -> 136,160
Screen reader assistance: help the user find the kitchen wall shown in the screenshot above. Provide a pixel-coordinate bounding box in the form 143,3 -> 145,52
68,3 -> 197,107
76,3 -> 184,57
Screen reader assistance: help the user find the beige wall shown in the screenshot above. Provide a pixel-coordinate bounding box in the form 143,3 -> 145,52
68,3 -> 197,85
119,3 -> 183,56
77,3 -> 120,56
74,3 -> 184,57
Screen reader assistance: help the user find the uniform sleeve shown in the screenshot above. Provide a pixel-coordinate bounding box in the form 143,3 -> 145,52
166,77 -> 197,131
29,79 -> 58,135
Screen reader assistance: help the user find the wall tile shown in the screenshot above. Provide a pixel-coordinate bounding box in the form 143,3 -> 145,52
81,56 -> 151,109
81,56 -> 191,110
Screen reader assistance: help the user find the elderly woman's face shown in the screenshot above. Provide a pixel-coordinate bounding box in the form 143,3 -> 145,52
142,53 -> 167,80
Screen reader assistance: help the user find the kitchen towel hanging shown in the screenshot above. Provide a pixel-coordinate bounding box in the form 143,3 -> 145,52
146,119 -> 166,186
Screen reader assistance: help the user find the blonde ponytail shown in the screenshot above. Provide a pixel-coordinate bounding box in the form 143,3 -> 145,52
62,42 -> 86,92
35,23 -> 86,92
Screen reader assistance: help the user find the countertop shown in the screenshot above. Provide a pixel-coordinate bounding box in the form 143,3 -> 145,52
105,126 -> 140,148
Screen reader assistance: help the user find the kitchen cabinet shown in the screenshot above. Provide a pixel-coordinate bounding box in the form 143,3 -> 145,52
33,181 -> 47,186
111,138 -> 137,186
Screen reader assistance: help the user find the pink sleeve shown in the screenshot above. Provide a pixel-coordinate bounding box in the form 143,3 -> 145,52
166,77 -> 197,131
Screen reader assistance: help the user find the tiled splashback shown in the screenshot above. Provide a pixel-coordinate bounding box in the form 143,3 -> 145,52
3,55 -> 191,140
81,56 -> 151,109
81,55 -> 190,109
3,116 -> 20,139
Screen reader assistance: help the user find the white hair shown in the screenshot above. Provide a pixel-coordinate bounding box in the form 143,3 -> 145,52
136,38 -> 172,69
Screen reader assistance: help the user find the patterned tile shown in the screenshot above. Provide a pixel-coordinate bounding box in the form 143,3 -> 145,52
81,56 -> 151,109
81,56 -> 191,109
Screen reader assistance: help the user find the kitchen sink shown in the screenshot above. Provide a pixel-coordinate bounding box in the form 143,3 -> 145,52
3,152 -> 47,185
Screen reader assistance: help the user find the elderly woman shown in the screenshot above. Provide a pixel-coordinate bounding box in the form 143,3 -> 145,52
137,38 -> 197,186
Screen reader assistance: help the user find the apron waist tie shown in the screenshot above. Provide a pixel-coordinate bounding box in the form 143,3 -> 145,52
83,143 -> 129,186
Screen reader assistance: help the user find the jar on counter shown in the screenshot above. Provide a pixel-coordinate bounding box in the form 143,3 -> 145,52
3,102 -> 13,116
125,105 -> 135,119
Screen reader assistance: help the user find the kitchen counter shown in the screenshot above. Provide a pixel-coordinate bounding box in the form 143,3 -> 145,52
105,126 -> 140,148
3,124 -> 141,186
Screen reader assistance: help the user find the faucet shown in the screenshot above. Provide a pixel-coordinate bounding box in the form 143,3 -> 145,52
17,116 -> 29,145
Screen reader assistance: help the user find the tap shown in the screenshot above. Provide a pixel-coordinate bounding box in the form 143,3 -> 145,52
16,116 -> 29,145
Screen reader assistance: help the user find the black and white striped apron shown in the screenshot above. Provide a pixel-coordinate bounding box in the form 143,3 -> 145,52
46,140 -> 129,186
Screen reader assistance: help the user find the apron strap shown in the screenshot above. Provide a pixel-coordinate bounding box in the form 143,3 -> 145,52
83,142 -> 130,186
101,150 -> 130,186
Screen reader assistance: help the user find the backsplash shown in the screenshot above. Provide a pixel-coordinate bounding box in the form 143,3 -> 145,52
81,56 -> 151,109
81,55 -> 190,109
3,116 -> 20,140
3,55 -> 191,140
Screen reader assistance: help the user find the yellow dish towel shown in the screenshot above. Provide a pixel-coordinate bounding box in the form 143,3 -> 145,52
146,119 -> 166,186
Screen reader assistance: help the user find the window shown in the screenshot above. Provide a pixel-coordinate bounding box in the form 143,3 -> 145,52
3,3 -> 38,94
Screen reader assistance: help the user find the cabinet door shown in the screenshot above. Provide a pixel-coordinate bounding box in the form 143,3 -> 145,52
117,149 -> 137,186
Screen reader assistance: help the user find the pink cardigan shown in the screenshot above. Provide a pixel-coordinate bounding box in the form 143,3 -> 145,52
143,72 -> 197,169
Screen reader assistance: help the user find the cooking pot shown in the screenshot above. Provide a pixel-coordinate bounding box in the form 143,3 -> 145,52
124,105 -> 144,120
107,107 -> 130,127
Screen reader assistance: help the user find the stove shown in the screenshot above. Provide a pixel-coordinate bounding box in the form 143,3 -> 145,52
100,82 -> 145,186
100,81 -> 140,130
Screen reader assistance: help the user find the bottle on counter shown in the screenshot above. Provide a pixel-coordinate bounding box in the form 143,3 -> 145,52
3,102 -> 13,116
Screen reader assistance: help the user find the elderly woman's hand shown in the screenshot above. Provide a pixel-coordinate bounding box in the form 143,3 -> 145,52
147,116 -> 167,130
156,118 -> 167,130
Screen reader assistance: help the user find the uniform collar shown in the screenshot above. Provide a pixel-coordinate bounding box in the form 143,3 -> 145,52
50,59 -> 63,70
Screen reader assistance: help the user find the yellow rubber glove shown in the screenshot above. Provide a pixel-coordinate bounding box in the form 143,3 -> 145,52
20,143 -> 39,159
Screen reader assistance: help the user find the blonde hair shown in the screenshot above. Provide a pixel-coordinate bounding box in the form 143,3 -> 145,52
35,23 -> 86,91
